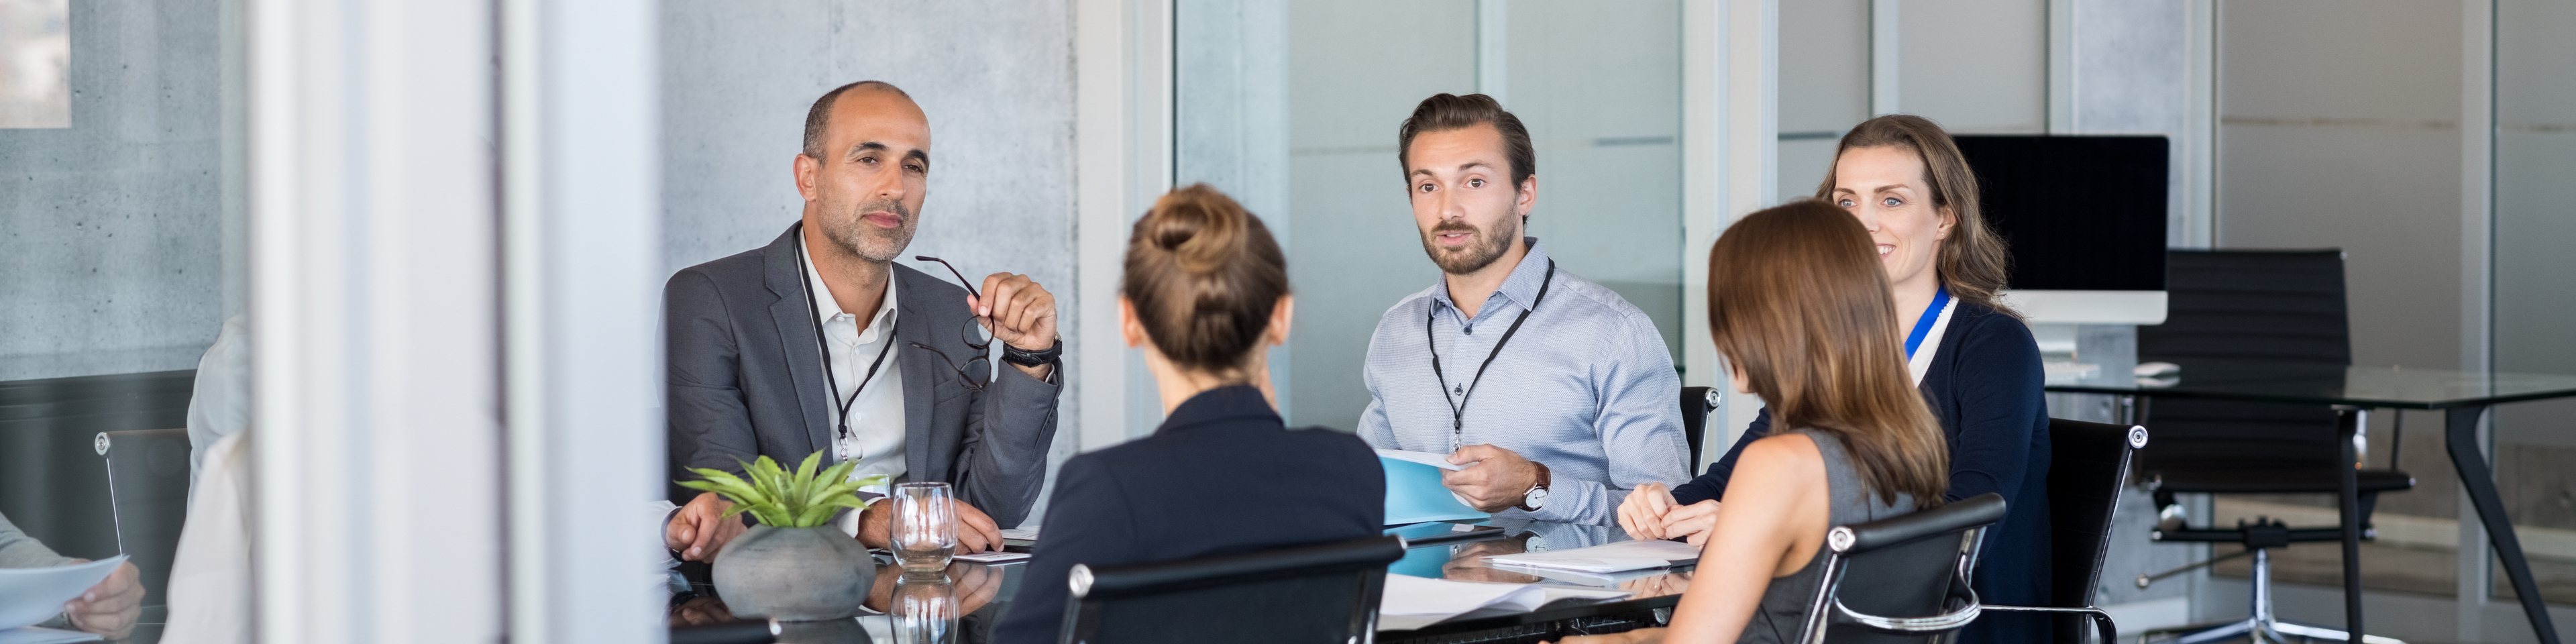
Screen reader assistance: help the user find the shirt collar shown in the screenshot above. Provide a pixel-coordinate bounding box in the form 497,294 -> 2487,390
1155,384 -> 1282,436
798,231 -> 900,339
1431,236 -> 1552,319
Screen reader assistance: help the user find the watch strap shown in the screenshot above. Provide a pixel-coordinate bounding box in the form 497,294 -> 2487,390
1002,335 -> 1063,367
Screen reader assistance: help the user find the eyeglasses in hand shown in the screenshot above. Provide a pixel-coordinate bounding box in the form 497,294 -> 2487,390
912,256 -> 994,391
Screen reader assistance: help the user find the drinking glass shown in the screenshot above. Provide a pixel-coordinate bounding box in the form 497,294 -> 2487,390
892,482 -> 957,574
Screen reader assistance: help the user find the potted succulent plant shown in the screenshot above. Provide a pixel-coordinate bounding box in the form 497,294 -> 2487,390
678,452 -> 888,621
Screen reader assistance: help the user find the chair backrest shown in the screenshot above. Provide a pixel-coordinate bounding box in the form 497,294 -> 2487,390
96,427 -> 193,606
2043,419 -> 2146,641
1680,386 -> 1717,470
1801,493 -> 2008,644
1061,535 -> 1405,644
2134,250 -> 2350,470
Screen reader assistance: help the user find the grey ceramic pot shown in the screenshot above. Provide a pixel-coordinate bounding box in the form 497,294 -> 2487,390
712,525 -> 875,621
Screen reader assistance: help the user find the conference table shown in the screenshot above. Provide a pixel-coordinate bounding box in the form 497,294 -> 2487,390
668,518 -> 1692,644
2047,360 -> 2576,644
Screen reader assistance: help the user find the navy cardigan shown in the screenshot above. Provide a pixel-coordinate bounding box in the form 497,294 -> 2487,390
1673,301 -> 2051,644
993,386 -> 1385,644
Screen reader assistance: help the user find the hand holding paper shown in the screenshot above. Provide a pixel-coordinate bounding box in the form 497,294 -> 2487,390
0,555 -> 131,640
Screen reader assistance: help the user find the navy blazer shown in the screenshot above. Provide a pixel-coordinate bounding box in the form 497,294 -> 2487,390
1674,301 -> 2051,644
994,386 -> 1384,644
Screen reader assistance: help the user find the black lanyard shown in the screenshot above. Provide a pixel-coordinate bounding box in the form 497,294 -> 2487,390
1426,260 -> 1554,440
800,244 -> 898,453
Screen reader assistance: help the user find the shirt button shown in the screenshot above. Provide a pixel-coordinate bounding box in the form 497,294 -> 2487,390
1462,325 -> 1474,335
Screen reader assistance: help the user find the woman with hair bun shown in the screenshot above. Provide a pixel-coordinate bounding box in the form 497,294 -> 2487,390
993,184 -> 1385,643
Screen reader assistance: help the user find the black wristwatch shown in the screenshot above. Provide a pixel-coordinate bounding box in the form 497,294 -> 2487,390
1002,335 -> 1063,367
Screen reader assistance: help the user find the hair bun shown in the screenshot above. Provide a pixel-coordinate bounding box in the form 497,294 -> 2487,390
1120,184 -> 1290,376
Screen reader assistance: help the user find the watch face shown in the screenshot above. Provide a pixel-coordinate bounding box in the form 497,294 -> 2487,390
1525,486 -> 1548,508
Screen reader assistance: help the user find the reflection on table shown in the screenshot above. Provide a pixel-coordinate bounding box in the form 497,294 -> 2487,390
667,519 -> 1697,643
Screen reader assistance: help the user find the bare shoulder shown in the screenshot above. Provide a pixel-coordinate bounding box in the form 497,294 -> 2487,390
1739,432 -> 1824,474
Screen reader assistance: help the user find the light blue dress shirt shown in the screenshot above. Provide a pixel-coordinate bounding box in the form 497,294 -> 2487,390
1358,237 -> 1691,527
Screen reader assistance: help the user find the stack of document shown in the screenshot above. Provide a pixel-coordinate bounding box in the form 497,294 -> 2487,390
0,555 -> 125,644
1481,539 -> 1701,574
1377,574 -> 1629,631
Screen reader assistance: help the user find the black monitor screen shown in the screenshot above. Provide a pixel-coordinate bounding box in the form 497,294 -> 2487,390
1951,135 -> 2167,291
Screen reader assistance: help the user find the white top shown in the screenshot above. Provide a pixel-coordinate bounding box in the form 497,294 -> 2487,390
800,234 -> 908,536
1906,297 -> 1960,386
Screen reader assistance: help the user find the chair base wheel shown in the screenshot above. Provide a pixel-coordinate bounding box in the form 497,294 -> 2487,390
2143,618 -> 2404,644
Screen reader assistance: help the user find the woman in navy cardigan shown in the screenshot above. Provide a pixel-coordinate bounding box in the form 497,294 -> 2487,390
1618,115 -> 2051,644
994,186 -> 1384,644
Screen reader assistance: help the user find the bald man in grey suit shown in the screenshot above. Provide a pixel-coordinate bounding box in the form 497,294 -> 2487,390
663,81 -> 1062,561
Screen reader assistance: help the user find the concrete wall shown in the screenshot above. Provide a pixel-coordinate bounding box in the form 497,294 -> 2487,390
659,0 -> 1080,513
0,0 -> 226,381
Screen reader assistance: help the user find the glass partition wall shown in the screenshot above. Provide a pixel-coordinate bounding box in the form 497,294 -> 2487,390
1173,0 -> 1686,433
2491,0 -> 2576,608
0,1 -> 246,641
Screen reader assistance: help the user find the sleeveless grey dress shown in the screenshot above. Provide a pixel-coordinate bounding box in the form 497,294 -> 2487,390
1735,429 -> 1920,644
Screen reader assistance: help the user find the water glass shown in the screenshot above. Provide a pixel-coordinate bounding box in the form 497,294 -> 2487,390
891,482 -> 957,573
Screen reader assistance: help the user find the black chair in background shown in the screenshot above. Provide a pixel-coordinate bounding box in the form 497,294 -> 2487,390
1680,386 -> 1719,471
1059,535 -> 1405,644
2132,250 -> 2412,644
96,427 -> 193,609
1793,492 -> 2007,644
1979,419 -> 2148,644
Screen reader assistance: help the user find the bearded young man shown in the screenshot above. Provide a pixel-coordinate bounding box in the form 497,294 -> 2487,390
1356,93 -> 1690,529
660,81 -> 1062,561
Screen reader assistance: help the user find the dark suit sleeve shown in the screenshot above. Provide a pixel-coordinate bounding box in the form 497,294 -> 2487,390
1671,407 -> 1770,505
953,358 -> 1062,529
665,269 -> 761,503
1937,315 -> 2046,504
993,455 -> 1130,644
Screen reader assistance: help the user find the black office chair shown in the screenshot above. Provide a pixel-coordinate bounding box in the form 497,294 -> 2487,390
2133,250 -> 2412,644
1794,492 -> 2008,644
1059,535 -> 1406,644
1680,386 -> 1719,470
95,427 -> 193,609
1978,419 -> 2147,644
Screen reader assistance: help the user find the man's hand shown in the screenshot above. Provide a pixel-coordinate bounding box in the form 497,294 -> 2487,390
857,498 -> 1006,553
64,560 -> 142,639
1662,500 -> 1723,546
666,492 -> 745,562
971,272 -> 1058,378
1618,482 -> 1679,541
1442,444 -> 1540,513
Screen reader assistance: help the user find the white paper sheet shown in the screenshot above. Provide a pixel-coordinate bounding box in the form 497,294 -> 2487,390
1373,449 -> 1468,472
1481,539 -> 1700,574
0,556 -> 125,631
0,627 -> 103,644
1376,574 -> 1633,631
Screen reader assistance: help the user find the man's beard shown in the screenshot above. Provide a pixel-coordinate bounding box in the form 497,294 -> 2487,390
822,198 -> 917,263
1418,215 -> 1519,275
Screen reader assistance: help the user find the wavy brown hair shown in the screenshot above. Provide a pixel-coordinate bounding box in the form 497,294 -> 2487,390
1708,200 -> 1949,507
1120,184 -> 1289,380
1814,114 -> 2017,317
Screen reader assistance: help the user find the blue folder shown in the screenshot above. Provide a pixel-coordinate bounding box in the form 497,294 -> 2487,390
1381,456 -> 1489,525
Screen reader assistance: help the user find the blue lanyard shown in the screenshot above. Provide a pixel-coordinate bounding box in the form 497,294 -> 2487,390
1904,286 -> 1951,360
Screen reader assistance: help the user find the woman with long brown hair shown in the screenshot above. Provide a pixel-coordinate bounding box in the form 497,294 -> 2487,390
1558,201 -> 1949,644
1621,114 -> 2053,643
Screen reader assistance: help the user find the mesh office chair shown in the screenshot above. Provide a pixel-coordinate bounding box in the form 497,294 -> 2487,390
2133,250 -> 2412,644
1681,386 -> 1719,470
1792,492 -> 2007,644
1059,535 -> 1406,644
95,427 -> 193,610
1978,419 -> 2148,644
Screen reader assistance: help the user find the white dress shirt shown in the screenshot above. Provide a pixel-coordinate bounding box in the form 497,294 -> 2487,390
800,233 -> 908,535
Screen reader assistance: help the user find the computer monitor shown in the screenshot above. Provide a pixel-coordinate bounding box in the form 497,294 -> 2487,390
1951,135 -> 2169,325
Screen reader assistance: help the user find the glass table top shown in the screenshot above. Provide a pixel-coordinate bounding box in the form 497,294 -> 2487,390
2042,359 -> 2576,409
667,518 -> 1690,643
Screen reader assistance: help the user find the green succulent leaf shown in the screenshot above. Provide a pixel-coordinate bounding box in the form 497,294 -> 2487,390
673,452 -> 881,529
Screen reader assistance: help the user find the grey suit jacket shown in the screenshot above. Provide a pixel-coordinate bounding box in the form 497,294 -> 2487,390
665,223 -> 1062,527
